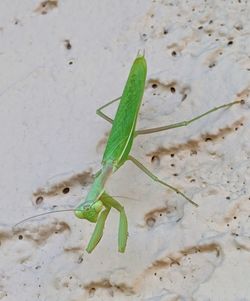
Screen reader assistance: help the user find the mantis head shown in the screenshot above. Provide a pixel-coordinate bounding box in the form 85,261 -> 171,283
74,200 -> 103,223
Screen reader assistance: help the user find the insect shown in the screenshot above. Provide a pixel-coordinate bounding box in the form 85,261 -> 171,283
16,51 -> 242,253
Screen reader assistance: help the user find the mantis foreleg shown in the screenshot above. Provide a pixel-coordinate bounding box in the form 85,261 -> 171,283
86,205 -> 111,253
100,192 -> 128,253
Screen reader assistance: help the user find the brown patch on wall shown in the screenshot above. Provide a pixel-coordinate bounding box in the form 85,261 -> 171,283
146,119 -> 244,158
146,257 -> 179,272
132,243 -> 221,291
33,170 -> 93,201
13,221 -> 70,246
224,204 -> 241,224
236,85 -> 250,100
223,196 -> 250,224
166,32 -> 197,53
204,48 -> 223,68
147,139 -> 199,158
148,243 -> 220,272
35,0 -> 58,14
96,132 -> 109,153
145,206 -> 170,219
146,78 -> 190,102
147,79 -> 177,90
0,229 -> 12,245
84,242 -> 221,296
84,279 -> 135,297
64,246 -> 83,252
180,243 -> 221,257
144,204 -> 177,227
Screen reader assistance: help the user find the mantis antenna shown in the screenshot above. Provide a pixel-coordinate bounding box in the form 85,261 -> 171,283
14,209 -> 76,227
13,195 -> 139,228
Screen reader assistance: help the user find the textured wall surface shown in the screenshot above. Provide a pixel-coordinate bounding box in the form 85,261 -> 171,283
1,1 -> 250,300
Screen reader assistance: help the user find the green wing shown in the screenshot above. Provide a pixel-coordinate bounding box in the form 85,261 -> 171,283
102,54 -> 147,169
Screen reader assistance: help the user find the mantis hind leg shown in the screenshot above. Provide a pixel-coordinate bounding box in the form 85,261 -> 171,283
128,155 -> 198,207
86,205 -> 111,253
96,96 -> 121,124
100,192 -> 128,253
135,100 -> 242,136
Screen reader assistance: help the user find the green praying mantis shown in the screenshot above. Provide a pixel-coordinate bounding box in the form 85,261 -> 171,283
16,51 -> 243,253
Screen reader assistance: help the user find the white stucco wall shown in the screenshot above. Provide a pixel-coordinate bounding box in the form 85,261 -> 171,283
1,1 -> 250,300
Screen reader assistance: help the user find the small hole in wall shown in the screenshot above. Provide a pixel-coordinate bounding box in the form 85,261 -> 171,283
235,24 -> 243,31
140,33 -> 148,41
208,63 -> 216,68
36,196 -> 44,205
89,287 -> 96,297
181,94 -> 187,101
18,235 -> 23,240
151,155 -> 160,165
227,40 -> 233,46
152,83 -> 158,89
146,217 -> 156,227
170,87 -> 176,93
171,51 -> 177,57
62,187 -> 70,194
170,153 -> 175,157
78,256 -> 83,264
68,61 -> 73,65
64,39 -> 72,50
